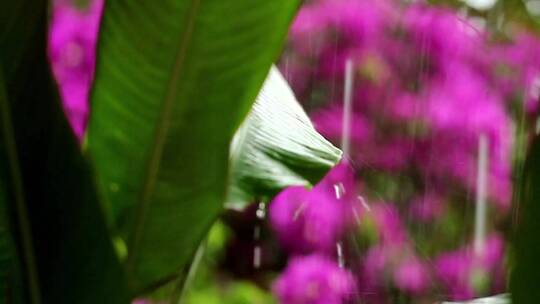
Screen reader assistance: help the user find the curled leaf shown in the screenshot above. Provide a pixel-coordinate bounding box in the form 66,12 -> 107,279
227,66 -> 342,209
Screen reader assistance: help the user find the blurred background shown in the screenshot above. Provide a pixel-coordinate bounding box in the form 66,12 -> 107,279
49,0 -> 540,302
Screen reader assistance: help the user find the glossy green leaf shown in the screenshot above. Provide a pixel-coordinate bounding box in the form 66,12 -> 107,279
0,1 -> 129,303
511,136 -> 540,304
87,0 -> 300,293
227,66 -> 342,209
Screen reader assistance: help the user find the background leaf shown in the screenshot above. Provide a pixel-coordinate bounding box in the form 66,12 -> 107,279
227,66 -> 342,209
511,136 -> 540,304
0,1 -> 129,303
87,0 -> 300,293
443,294 -> 510,303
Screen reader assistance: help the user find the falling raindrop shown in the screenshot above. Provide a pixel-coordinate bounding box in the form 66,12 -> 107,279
474,134 -> 489,256
253,225 -> 261,240
253,245 -> 262,270
342,58 -> 354,161
336,242 -> 345,268
334,183 -> 346,268
334,182 -> 346,199
256,201 -> 266,219
253,202 -> 266,269
333,58 -> 355,269
357,195 -> 371,212
293,201 -> 307,221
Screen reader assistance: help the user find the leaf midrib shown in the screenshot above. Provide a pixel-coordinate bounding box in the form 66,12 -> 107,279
0,70 -> 41,304
126,0 -> 202,271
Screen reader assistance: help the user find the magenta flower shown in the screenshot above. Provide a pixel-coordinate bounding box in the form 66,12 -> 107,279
312,106 -> 372,151
283,0 -> 514,210
273,254 -> 356,304
369,203 -> 408,245
435,251 -> 475,300
409,192 -> 446,222
48,0 -> 103,139
393,258 -> 429,294
289,0 -> 393,58
269,186 -> 316,253
419,64 -> 513,208
357,244 -> 431,301
269,164 -> 356,254
355,204 -> 430,298
279,0 -> 523,300
356,245 -> 390,300
434,234 -> 505,301
495,33 -> 540,114
403,4 -> 487,72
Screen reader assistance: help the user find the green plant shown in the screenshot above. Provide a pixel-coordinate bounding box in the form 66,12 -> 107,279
0,0 -> 340,302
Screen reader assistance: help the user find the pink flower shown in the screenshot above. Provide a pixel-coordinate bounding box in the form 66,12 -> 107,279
357,245 -> 390,297
393,258 -> 429,294
404,4 -> 487,73
495,33 -> 540,114
48,0 -> 103,139
312,106 -> 372,150
281,0 -> 519,299
409,193 -> 446,222
269,164 -> 356,254
273,255 -> 356,304
369,203 -> 408,245
357,244 -> 430,301
434,234 -> 506,301
415,63 -> 514,208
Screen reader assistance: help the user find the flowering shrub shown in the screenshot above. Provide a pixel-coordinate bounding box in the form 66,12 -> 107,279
269,164 -> 355,254
273,254 -> 356,304
270,0 -> 540,302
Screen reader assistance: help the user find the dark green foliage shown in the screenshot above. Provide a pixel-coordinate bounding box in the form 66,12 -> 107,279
511,136 -> 540,304
0,1 -> 128,303
87,0 -> 301,294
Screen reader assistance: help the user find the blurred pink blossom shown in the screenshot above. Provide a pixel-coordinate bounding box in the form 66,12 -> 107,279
274,254 -> 356,304
48,0 -> 103,139
269,164 -> 356,254
393,258 -> 430,294
434,234 -> 505,300
278,0 -> 523,300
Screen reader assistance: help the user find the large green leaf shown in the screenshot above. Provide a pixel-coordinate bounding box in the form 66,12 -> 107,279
87,0 -> 300,293
227,66 -> 341,209
0,174 -> 23,303
0,1 -> 129,303
510,136 -> 540,304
